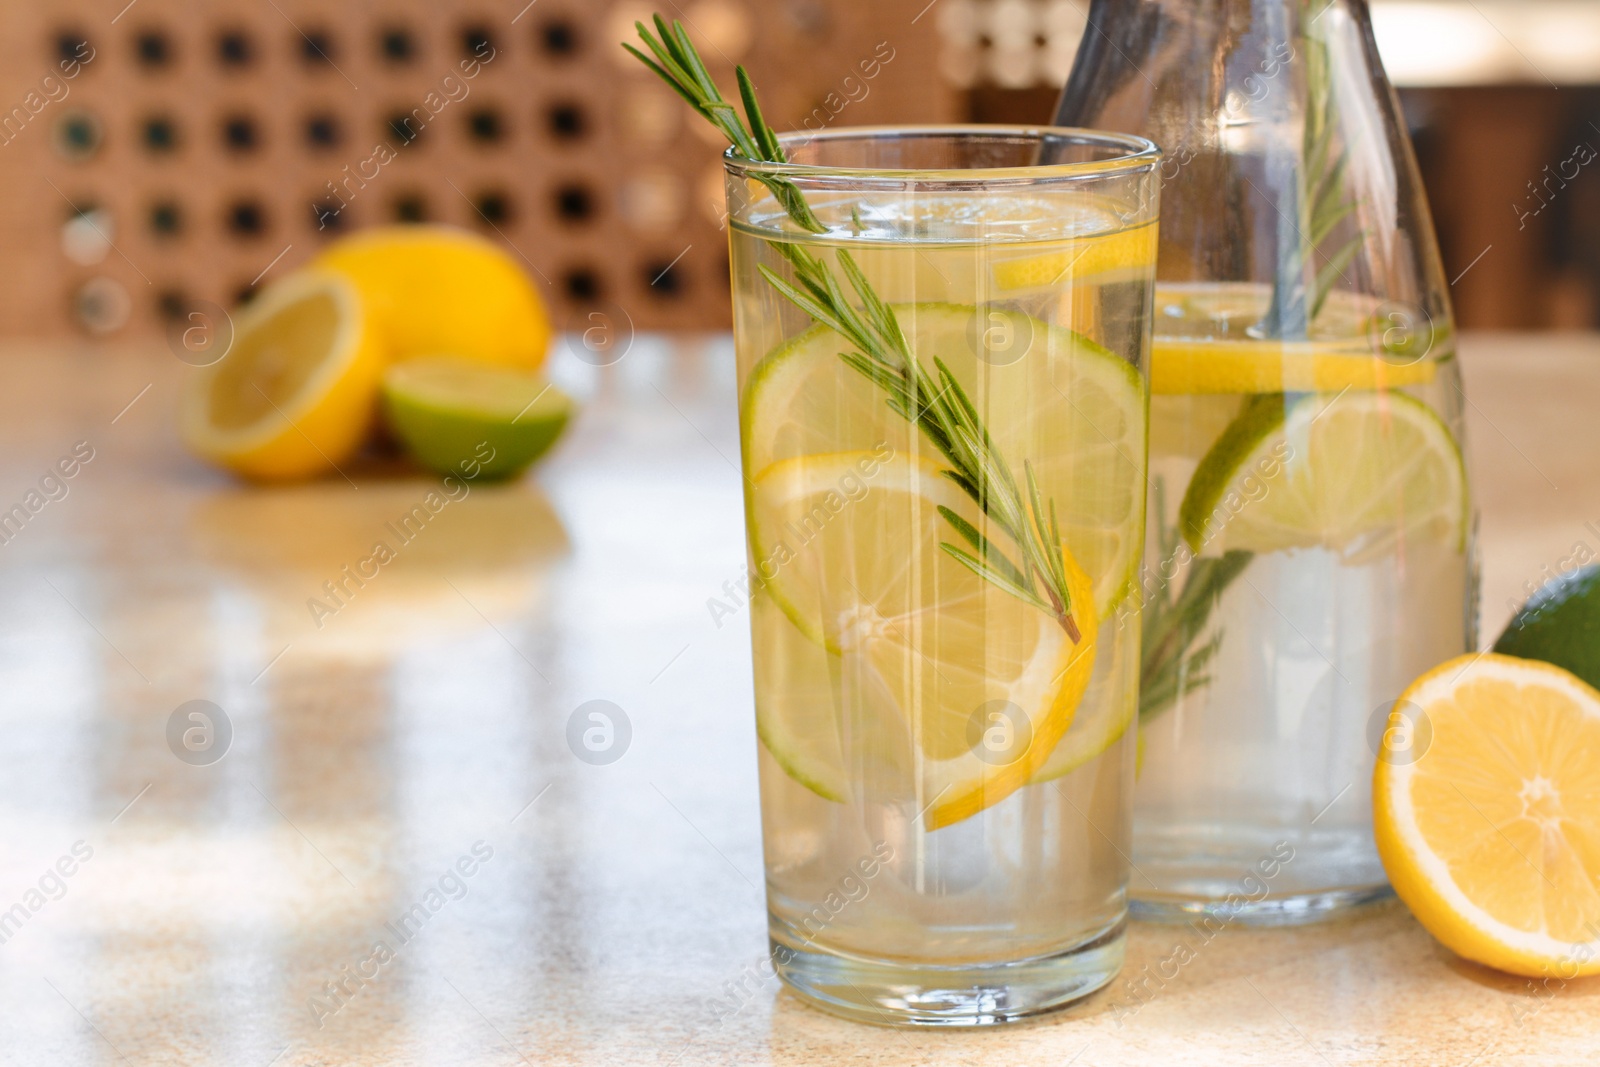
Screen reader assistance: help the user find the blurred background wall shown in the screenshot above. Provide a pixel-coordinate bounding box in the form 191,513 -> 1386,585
0,0 -> 1595,340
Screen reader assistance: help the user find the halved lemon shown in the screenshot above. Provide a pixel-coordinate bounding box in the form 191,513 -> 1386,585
742,303 -> 1145,641
181,270 -> 384,481
748,451 -> 1098,830
314,224 -> 551,371
1374,653 -> 1600,978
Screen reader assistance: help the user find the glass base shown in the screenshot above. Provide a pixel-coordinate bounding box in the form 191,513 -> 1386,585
770,916 -> 1125,1027
1131,883 -> 1393,927
1130,820 -> 1391,926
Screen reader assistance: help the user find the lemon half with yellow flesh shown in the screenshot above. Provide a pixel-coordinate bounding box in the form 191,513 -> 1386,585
181,270 -> 384,482
1374,653 -> 1600,978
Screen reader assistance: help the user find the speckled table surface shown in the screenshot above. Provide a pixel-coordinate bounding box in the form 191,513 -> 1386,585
0,333 -> 1596,1066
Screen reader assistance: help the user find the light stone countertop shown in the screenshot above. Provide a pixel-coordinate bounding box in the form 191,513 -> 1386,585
0,333 -> 1594,1066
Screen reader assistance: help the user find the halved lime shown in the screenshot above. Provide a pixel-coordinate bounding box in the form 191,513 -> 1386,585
383,357 -> 572,479
741,303 -> 1145,642
1178,391 -> 1467,558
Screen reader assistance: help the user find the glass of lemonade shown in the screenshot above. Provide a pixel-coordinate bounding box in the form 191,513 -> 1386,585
724,127 -> 1160,1025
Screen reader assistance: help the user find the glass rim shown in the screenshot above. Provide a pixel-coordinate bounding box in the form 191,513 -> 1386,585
723,124 -> 1162,185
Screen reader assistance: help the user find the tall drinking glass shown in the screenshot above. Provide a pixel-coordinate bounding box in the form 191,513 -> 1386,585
725,127 -> 1160,1025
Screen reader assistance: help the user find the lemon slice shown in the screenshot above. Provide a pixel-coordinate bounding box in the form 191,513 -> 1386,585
314,224 -> 551,371
1374,653 -> 1600,977
181,269 -> 384,482
1151,337 -> 1438,395
990,221 -> 1158,290
748,451 -> 1098,829
1148,283 -> 1451,394
742,303 -> 1144,639
1179,390 -> 1468,558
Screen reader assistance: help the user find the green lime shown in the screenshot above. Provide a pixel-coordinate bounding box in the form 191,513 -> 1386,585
382,357 -> 572,480
1494,565 -> 1600,691
741,303 -> 1146,644
750,590 -> 849,803
1178,390 -> 1467,558
1027,607 -> 1137,785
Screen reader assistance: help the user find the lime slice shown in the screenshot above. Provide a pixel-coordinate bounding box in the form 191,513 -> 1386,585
1028,602 -> 1137,784
751,589 -> 850,803
747,451 -> 1099,828
382,357 -> 572,479
1179,391 -> 1467,558
742,303 -> 1145,639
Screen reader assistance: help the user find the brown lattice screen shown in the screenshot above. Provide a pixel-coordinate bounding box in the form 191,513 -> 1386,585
0,1 -> 953,339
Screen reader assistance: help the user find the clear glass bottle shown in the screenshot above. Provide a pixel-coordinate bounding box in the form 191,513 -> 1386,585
1056,0 -> 1475,923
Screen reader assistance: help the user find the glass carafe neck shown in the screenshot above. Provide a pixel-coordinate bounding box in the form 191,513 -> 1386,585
1057,0 -> 1448,344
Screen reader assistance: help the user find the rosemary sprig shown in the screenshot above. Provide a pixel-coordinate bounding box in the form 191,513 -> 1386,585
1259,3 -> 1363,338
625,15 -> 1081,640
1139,483 -> 1251,720
622,20 -> 824,235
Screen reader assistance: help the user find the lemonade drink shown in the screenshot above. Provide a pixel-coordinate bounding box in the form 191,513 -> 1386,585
1133,282 -> 1470,917
725,128 -> 1160,1024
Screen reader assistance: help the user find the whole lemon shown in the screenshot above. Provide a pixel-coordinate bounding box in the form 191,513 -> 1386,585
314,224 -> 551,371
